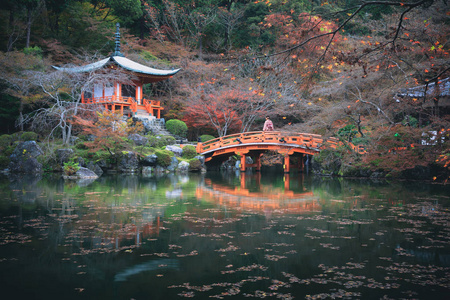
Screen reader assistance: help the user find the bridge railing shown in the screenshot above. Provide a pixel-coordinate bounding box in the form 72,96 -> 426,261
196,131 -> 341,154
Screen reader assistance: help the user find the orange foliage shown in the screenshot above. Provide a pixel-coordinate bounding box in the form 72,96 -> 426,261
263,12 -> 341,56
73,111 -> 129,157
362,125 -> 443,173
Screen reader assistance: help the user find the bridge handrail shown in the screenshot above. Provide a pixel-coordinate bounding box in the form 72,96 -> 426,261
197,131 -> 338,154
196,131 -> 365,155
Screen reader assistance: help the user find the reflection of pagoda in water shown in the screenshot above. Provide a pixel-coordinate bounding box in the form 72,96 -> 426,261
197,173 -> 320,214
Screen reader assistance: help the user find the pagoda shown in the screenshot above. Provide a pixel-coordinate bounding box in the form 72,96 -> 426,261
53,23 -> 180,119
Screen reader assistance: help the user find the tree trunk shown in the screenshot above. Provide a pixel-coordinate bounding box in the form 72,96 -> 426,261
198,35 -> 203,60
26,8 -> 32,48
139,16 -> 145,40
7,10 -> 15,52
65,123 -> 72,145
19,100 -> 24,131
434,99 -> 439,117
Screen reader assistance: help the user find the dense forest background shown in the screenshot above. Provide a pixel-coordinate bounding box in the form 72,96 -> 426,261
0,0 -> 449,177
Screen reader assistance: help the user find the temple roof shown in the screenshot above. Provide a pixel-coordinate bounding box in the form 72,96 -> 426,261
53,56 -> 180,83
52,23 -> 180,83
397,77 -> 450,98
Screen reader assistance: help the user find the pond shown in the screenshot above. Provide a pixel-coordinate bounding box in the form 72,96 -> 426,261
0,170 -> 449,299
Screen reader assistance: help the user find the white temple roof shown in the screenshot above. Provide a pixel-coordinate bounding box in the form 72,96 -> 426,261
53,56 -> 180,77
112,56 -> 180,76
397,77 -> 450,98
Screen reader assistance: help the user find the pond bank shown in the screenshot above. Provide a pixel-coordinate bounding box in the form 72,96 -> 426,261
2,138 -> 448,183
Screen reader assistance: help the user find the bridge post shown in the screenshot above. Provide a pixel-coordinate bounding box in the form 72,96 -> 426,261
299,154 -> 304,172
254,154 -> 262,171
283,155 -> 290,173
240,155 -> 246,172
284,173 -> 290,190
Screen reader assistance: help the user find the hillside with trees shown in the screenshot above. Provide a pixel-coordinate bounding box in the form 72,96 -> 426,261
0,0 -> 448,180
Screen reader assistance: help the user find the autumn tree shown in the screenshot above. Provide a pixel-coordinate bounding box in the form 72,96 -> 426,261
0,50 -> 46,132
73,110 -> 129,160
215,6 -> 244,54
182,78 -> 273,136
12,55 -> 134,144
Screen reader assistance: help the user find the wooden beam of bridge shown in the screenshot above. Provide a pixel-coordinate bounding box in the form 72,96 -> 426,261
196,131 -> 365,173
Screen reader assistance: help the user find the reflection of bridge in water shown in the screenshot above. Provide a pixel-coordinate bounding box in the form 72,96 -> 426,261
196,131 -> 365,172
197,173 -> 320,214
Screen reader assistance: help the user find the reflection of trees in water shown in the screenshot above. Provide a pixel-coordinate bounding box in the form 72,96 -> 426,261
1,173 -> 450,299
0,173 -> 205,255
199,172 -> 319,216
8,174 -> 45,204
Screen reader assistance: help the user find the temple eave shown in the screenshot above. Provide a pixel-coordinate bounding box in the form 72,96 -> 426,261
138,74 -> 175,84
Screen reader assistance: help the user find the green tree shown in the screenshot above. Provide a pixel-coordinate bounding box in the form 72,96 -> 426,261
166,119 -> 187,137
235,2 -> 271,48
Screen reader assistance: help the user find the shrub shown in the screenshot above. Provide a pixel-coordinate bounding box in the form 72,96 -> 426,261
91,150 -> 111,163
199,134 -> 215,142
166,119 -> 188,138
134,146 -> 155,157
155,149 -> 174,167
337,125 -> 357,142
146,134 -> 176,148
63,159 -> 80,176
127,118 -> 145,135
75,141 -> 88,149
23,46 -> 43,57
313,148 -> 343,176
188,158 -> 202,172
161,135 -> 176,145
21,131 -> 38,141
146,135 -> 165,148
182,145 -> 197,159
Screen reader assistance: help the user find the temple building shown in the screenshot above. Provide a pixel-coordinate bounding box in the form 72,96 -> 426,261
53,23 -> 180,119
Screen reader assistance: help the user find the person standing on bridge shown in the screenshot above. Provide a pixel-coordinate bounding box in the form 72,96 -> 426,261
263,116 -> 274,131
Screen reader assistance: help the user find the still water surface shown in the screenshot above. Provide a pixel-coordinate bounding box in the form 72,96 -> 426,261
0,171 -> 449,299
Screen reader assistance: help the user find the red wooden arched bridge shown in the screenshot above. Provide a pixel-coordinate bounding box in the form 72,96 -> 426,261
196,131 -> 365,172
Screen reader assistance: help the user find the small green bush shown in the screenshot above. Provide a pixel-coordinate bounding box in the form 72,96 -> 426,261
21,131 -> 38,141
182,145 -> 197,159
166,119 -> 188,138
63,159 -> 80,176
146,135 -> 164,148
188,158 -> 202,172
133,146 -> 155,157
86,150 -> 110,163
314,148 -> 344,176
155,149 -> 174,167
75,141 -> 88,150
23,46 -> 43,57
146,135 -> 176,148
161,135 -> 176,145
199,135 -> 215,142
73,148 -> 90,161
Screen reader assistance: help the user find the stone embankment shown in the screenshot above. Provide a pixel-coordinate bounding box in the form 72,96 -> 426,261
4,134 -> 205,182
